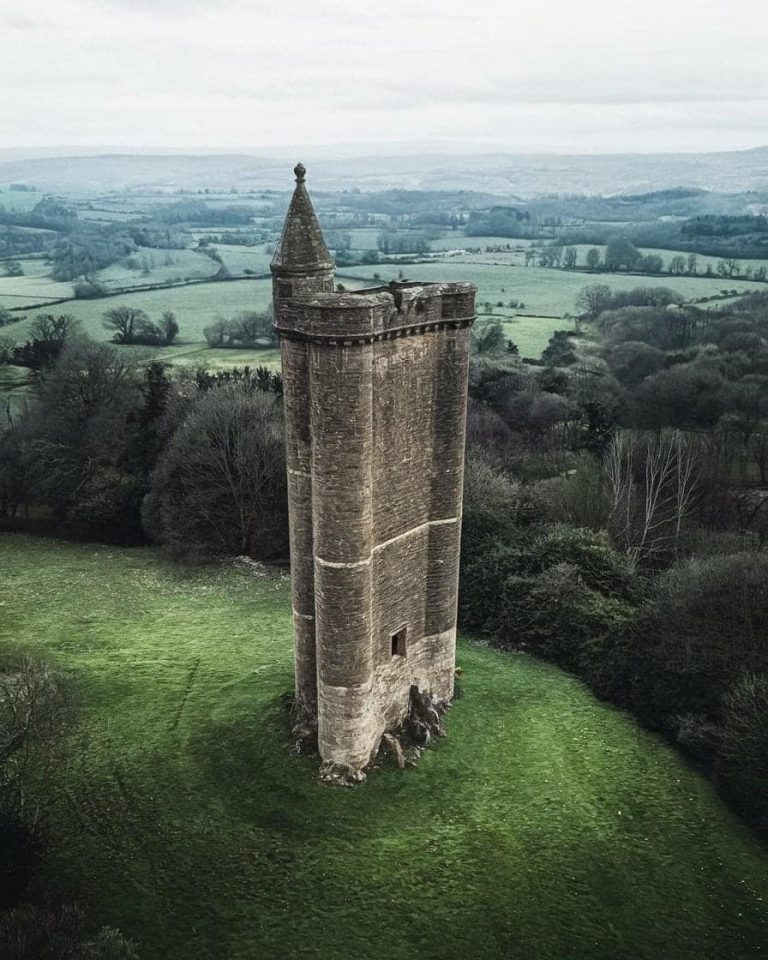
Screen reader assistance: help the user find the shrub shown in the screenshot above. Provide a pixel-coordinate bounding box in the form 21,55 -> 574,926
66,467 -> 144,543
0,905 -> 138,960
717,673 -> 768,829
0,812 -> 39,909
460,453 -> 522,564
73,281 -> 107,299
203,310 -> 274,349
459,524 -> 635,666
619,553 -> 768,732
499,562 -> 633,666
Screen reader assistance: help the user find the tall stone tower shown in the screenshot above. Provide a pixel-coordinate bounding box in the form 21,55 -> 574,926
272,164 -> 475,779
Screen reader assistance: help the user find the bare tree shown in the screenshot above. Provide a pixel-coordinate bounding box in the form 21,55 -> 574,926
29,313 -> 79,343
102,306 -> 153,344
575,284 -> 612,320
604,429 -> 700,568
0,653 -> 73,826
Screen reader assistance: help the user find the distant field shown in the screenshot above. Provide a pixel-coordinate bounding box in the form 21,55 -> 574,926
340,263 -> 765,319
0,258 -> 73,306
429,234 -> 536,257
565,244 -> 768,277
348,227 -> 383,249
216,242 -> 273,275
6,277 -> 275,344
3,214 -> 767,406
164,345 -> 282,373
97,247 -> 220,289
0,186 -> 44,211
499,316 -> 567,357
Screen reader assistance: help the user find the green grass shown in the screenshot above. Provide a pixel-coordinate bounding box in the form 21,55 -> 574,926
476,315 -> 568,358
0,258 -> 74,306
4,278 -> 274,344
1,535 -> 766,960
340,262 -> 765,321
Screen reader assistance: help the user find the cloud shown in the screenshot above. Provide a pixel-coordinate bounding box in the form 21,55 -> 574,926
1,0 -> 767,152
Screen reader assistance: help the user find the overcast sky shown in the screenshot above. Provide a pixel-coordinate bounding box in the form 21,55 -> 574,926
1,0 -> 767,155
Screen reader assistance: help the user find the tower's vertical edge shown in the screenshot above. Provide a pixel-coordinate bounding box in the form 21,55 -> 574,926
271,163 -> 335,715
311,339 -> 376,769
425,312 -> 473,702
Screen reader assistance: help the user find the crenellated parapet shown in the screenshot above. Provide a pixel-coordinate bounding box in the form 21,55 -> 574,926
274,282 -> 475,344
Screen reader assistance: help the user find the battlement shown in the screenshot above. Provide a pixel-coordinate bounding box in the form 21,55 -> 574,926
274,280 -> 476,343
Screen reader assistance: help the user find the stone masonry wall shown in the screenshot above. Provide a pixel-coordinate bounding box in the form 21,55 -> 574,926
278,282 -> 474,772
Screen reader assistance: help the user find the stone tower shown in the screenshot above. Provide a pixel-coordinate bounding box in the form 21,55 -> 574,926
272,164 -> 475,779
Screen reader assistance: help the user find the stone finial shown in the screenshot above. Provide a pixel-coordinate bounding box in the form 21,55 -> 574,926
271,162 -> 334,275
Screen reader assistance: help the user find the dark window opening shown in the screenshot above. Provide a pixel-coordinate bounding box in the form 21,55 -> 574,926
278,280 -> 292,298
391,627 -> 407,657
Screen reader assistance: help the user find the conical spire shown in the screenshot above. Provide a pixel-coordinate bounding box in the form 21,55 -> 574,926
271,163 -> 335,275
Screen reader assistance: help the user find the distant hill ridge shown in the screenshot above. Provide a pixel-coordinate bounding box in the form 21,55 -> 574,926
1,145 -> 768,195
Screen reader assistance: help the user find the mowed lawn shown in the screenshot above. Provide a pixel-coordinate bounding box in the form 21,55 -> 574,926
1,535 -> 767,960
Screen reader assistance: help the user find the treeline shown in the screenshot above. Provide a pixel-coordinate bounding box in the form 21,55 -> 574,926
529,237 -> 768,281
102,307 -> 179,346
683,214 -> 768,238
376,230 -> 433,255
466,206 -> 558,239
203,310 -> 275,349
0,226 -> 50,259
153,199 -> 256,226
558,221 -> 768,260
0,333 -> 286,559
460,286 -> 768,833
0,196 -> 256,285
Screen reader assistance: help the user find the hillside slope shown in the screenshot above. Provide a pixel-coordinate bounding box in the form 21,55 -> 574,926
1,535 -> 766,960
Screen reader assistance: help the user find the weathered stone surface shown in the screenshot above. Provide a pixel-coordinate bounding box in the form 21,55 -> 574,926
272,164 -> 475,779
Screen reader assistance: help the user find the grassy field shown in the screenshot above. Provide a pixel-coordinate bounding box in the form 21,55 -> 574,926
340,262 -> 765,319
2,535 -> 767,960
0,258 -> 74,305
475,315 -> 567,358
4,277 -> 274,341
0,186 -> 44,212
96,248 -> 221,289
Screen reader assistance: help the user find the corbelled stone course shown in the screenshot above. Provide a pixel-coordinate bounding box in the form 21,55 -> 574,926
272,164 -> 475,778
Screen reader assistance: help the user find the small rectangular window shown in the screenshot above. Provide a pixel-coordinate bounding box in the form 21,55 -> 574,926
391,627 -> 407,657
278,280 -> 292,298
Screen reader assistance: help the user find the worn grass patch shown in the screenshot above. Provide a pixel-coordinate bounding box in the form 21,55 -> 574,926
1,535 -> 766,959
